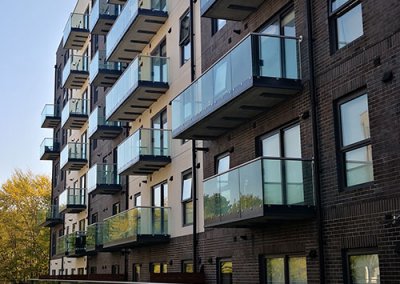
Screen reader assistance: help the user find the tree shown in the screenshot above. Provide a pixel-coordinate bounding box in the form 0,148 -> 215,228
0,170 -> 51,282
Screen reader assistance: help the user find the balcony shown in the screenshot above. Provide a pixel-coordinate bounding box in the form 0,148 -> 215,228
117,128 -> 171,175
89,50 -> 124,87
40,138 -> 60,161
63,13 -> 89,49
56,232 -> 86,257
172,34 -> 302,140
204,157 -> 315,228
61,99 -> 89,129
60,143 -> 88,171
200,0 -> 264,21
106,55 -> 169,121
108,0 -> 127,4
59,188 -> 87,214
38,205 -> 63,227
90,0 -> 119,35
102,206 -> 170,250
41,104 -> 61,128
62,55 -> 89,89
56,235 -> 68,256
86,223 -> 104,253
106,0 -> 168,62
88,164 -> 122,195
88,107 -> 123,140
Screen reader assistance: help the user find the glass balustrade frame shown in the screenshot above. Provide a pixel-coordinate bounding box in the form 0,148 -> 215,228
63,13 -> 90,50
88,106 -> 122,140
58,188 -> 87,213
60,142 -> 88,171
41,104 -> 61,128
87,163 -> 122,195
89,0 -> 119,34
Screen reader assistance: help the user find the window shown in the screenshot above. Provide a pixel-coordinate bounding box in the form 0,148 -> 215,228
216,153 -> 230,174
217,258 -> 232,284
345,251 -> 380,283
152,109 -> 168,156
78,268 -> 84,275
151,263 -> 167,274
71,268 -> 76,275
111,265 -> 120,274
91,213 -> 98,224
72,223 -> 77,233
212,19 -> 226,35
51,270 -> 56,276
79,219 -> 85,232
264,256 -> 307,284
152,182 -> 168,233
182,260 -> 193,273
112,202 -> 120,215
180,10 -> 191,65
59,269 -> 63,276
90,267 -> 97,274
134,193 -> 142,207
182,171 -> 193,225
133,264 -> 141,281
330,0 -> 363,50
337,94 -> 373,188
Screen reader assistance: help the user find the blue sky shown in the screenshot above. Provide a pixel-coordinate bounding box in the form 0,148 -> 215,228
0,1 -> 77,184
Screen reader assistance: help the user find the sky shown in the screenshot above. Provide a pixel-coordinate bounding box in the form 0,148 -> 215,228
0,1 -> 77,185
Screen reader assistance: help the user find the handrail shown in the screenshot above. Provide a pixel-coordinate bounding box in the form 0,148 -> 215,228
103,206 -> 171,221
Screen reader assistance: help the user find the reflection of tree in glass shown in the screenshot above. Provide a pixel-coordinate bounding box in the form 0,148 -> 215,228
235,194 -> 263,212
289,257 -> 307,283
266,258 -> 284,283
350,254 -> 380,283
204,194 -> 231,220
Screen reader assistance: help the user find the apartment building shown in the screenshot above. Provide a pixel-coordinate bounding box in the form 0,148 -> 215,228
40,0 -> 400,283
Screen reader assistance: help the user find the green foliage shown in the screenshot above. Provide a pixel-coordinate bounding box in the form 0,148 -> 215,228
0,170 -> 51,282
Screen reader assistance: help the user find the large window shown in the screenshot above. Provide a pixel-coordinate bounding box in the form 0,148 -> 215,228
151,262 -> 168,274
330,0 -> 363,50
217,258 -> 232,284
337,94 -> 373,188
180,10 -> 191,65
182,260 -> 193,273
216,153 -> 230,174
182,171 -> 193,225
264,256 -> 307,284
345,251 -> 380,283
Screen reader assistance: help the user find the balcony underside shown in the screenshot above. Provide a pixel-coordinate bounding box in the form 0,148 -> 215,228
201,0 -> 264,21
89,125 -> 123,140
107,82 -> 169,121
60,205 -> 87,214
64,29 -> 90,50
61,159 -> 88,171
205,205 -> 316,228
108,0 -> 126,4
63,71 -> 89,89
91,69 -> 122,87
66,250 -> 86,258
107,11 -> 168,62
173,77 -> 302,140
119,155 -> 171,176
41,218 -> 63,227
102,235 -> 170,251
40,150 -> 60,161
89,184 -> 122,195
63,114 -> 88,129
42,116 -> 61,128
91,15 -> 117,35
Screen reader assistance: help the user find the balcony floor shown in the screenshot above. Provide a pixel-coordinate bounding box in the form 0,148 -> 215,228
173,77 -> 302,140
205,204 -> 316,228
63,114 -> 88,129
91,15 -> 117,35
91,69 -> 123,87
89,125 -> 123,140
42,116 -> 61,128
102,234 -> 170,251
60,205 -> 87,214
61,159 -> 88,171
64,29 -> 90,50
201,0 -> 264,21
41,217 -> 63,228
107,82 -> 169,121
119,155 -> 171,176
107,11 -> 168,62
89,184 -> 122,196
63,71 -> 89,89
40,150 -> 60,161
108,0 -> 126,4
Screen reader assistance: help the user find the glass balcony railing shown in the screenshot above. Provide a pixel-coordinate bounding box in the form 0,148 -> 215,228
40,138 -> 60,160
171,34 -> 301,139
204,157 -> 315,227
117,128 -> 171,175
61,98 -> 89,127
67,231 -> 86,256
88,107 -> 121,139
60,142 -> 88,170
106,0 -> 167,60
89,0 -> 119,34
62,55 -> 89,88
89,50 -> 123,85
88,163 -> 121,194
56,235 -> 68,256
41,104 -> 60,128
102,206 -> 170,248
86,223 -> 104,251
63,13 -> 89,49
38,205 -> 62,226
106,55 -> 169,121
59,188 -> 87,213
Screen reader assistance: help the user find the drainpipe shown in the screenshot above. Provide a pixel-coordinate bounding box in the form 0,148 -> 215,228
189,0 -> 198,273
305,0 -> 325,282
124,126 -> 130,280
